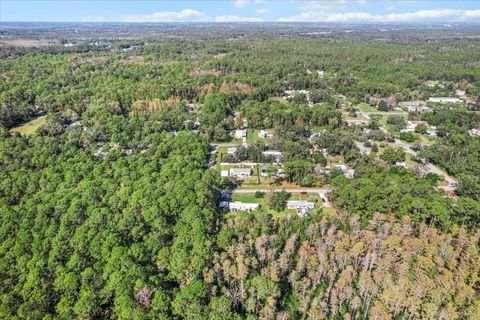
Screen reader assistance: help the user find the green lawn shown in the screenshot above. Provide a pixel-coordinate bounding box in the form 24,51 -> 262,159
357,103 -> 377,113
10,115 -> 47,135
246,129 -> 272,144
228,192 -> 323,219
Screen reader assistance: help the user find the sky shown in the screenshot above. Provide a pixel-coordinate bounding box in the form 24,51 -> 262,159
1,1 -> 480,23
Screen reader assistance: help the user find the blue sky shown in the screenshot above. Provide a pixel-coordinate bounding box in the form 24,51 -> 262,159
1,1 -> 479,23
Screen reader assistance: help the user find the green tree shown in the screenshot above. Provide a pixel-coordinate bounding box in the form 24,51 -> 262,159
268,191 -> 291,212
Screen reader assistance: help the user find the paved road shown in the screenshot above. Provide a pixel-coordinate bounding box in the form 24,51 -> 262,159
384,131 -> 458,192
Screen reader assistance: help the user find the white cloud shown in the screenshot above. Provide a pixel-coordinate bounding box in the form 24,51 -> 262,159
302,1 -> 347,10
215,15 -> 262,22
386,6 -> 396,11
278,8 -> 480,22
464,9 -> 480,18
121,9 -> 208,22
233,0 -> 249,8
256,8 -> 271,15
82,15 -> 105,22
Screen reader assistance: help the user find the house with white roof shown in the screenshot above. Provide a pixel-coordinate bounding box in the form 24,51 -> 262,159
258,130 -> 266,138
235,129 -> 247,139
262,151 -> 282,162
428,97 -> 462,104
229,201 -> 259,212
287,200 -> 315,216
220,170 -> 229,177
468,128 -> 480,138
229,168 -> 252,178
399,101 -> 430,113
332,164 -> 355,179
227,147 -> 237,154
345,119 -> 368,126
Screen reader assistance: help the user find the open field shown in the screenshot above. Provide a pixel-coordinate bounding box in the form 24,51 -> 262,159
228,191 -> 324,218
10,115 -> 47,135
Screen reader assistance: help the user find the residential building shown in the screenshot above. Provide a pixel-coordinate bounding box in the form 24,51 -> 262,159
287,200 -> 315,216
401,120 -> 427,133
227,147 -> 237,154
345,119 -> 368,126
229,201 -> 259,212
229,168 -> 252,178
468,128 -> 480,138
220,170 -> 229,177
258,130 -> 266,138
399,101 -> 430,112
428,97 -> 462,104
262,151 -> 282,162
332,164 -> 355,179
395,162 -> 408,168
235,129 -> 247,139
456,89 -> 466,97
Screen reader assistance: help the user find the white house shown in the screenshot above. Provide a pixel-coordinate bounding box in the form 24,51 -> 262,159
287,200 -> 315,216
235,129 -> 247,139
258,130 -> 266,138
229,168 -> 252,178
395,162 -> 408,168
229,201 -> 259,212
227,147 -> 237,154
401,120 -> 427,133
331,164 -> 355,179
317,70 -> 325,77
345,119 -> 368,126
399,101 -> 430,113
468,128 -> 480,138
220,170 -> 229,177
456,89 -> 466,97
262,151 -> 282,162
428,97 -> 462,104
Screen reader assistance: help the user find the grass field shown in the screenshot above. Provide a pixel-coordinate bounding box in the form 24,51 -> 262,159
10,115 -> 47,135
228,192 -> 323,219
357,103 -> 378,113
246,129 -> 272,144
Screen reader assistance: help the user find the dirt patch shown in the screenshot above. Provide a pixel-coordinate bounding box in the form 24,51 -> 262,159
190,67 -> 221,77
69,56 -> 108,64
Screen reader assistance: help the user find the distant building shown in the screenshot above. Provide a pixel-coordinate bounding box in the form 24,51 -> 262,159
229,201 -> 259,212
235,129 -> 247,139
227,147 -> 237,154
317,70 -> 325,77
456,89 -> 466,97
395,162 -> 408,168
332,164 -> 355,179
287,200 -> 315,216
356,143 -> 370,155
220,170 -> 229,177
428,97 -> 462,104
229,168 -> 252,178
399,101 -> 430,113
401,120 -> 427,133
345,119 -> 368,126
262,151 -> 282,162
468,128 -> 480,138
258,130 -> 266,139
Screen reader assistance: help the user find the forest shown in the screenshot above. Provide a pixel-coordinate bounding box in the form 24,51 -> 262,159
1,24 -> 479,319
